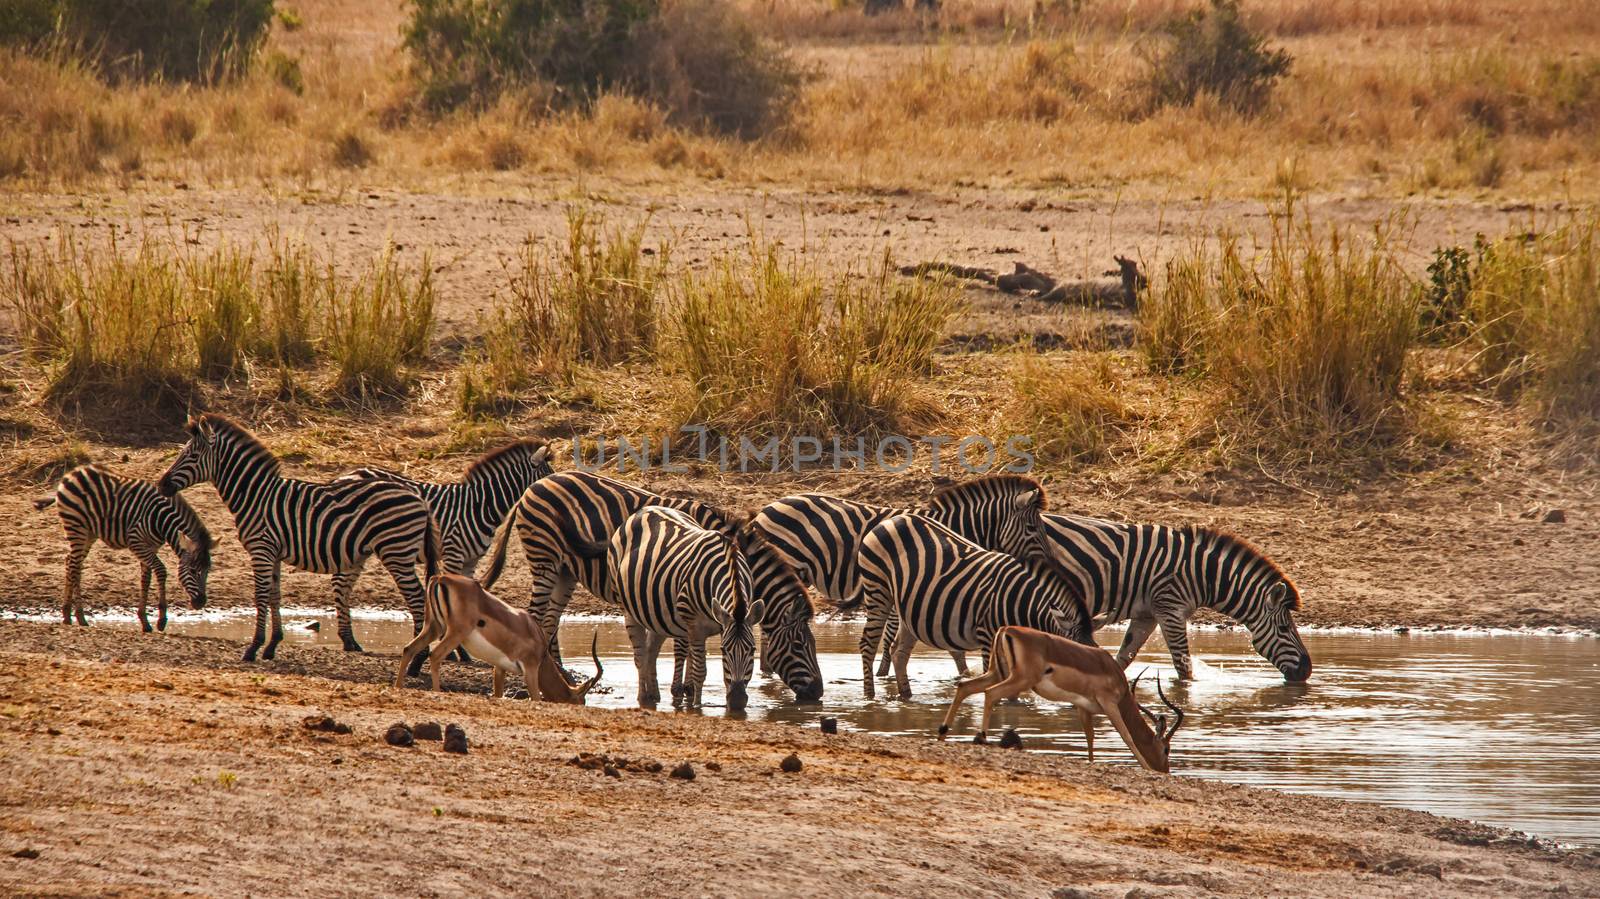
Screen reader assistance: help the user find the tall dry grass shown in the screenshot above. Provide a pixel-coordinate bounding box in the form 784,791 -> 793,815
1138,211 -> 1421,458
1002,349 -> 1136,465
664,243 -> 958,440
1468,217 -> 1600,420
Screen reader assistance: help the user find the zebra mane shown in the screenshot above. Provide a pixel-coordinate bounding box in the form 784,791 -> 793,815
724,534 -> 749,624
928,473 -> 1047,508
739,521 -> 815,615
194,414 -> 280,476
1185,526 -> 1300,610
464,438 -> 548,480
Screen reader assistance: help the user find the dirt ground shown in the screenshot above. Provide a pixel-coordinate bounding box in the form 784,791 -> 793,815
0,620 -> 1594,898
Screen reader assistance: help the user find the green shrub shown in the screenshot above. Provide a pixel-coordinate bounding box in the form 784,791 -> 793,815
263,50 -> 303,94
1467,219 -> 1600,419
401,0 -> 800,137
1,0 -> 275,83
1140,0 -> 1292,114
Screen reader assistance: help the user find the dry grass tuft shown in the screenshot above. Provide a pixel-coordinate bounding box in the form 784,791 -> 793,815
1003,350 -> 1136,465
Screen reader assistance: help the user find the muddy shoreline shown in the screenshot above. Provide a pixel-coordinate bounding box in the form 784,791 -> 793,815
1,620 -> 1596,897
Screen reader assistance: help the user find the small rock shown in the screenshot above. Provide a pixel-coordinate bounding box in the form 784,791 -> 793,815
1513,537 -> 1526,546
819,717 -> 838,734
669,762 -> 695,781
780,753 -> 802,773
1544,509 -> 1567,523
331,757 -> 343,765
642,760 -> 663,773
301,715 -> 351,735
442,723 -> 468,754
1050,889 -> 1093,899
12,848 -> 40,860
384,723 -> 414,747
999,728 -> 1023,750
705,761 -> 722,772
413,721 -> 443,741
603,764 -> 620,778
1416,863 -> 1444,880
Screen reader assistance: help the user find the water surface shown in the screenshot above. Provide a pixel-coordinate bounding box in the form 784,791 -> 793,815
111,610 -> 1600,847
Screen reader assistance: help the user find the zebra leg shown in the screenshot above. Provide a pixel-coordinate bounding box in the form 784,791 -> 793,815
154,558 -> 169,632
1116,616 -> 1158,669
686,636 -> 708,709
263,573 -> 286,661
627,620 -> 664,709
1156,612 -> 1195,681
331,567 -> 364,652
243,556 -> 280,662
62,537 -> 91,626
670,640 -> 689,708
891,620 -> 917,701
534,566 -> 578,668
378,550 -> 433,675
137,561 -> 154,633
876,615 -> 897,677
858,603 -> 888,700
952,650 -> 971,677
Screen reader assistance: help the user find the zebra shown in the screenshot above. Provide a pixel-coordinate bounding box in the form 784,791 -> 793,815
845,514 -> 1093,700
752,474 -> 1045,678
1031,512 -> 1311,682
480,470 -> 823,702
35,465 -> 214,633
334,438 -> 552,652
564,506 -> 759,711
157,414 -> 441,663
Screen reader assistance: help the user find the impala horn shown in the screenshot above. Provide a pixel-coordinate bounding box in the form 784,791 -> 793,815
1155,677 -> 1185,745
1131,668 -> 1165,733
576,630 -> 604,699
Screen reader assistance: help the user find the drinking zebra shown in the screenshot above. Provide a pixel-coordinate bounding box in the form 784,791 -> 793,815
845,514 -> 1093,700
36,465 -> 214,633
157,414 -> 441,663
481,470 -> 823,701
1031,513 -> 1311,682
752,474 -> 1044,678
565,506 -> 758,711
335,438 -> 552,652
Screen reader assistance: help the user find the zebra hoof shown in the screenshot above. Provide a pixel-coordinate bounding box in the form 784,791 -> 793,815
157,618 -> 168,632
342,640 -> 364,653
261,646 -> 278,661
140,622 -> 153,634
242,646 -> 260,662
936,724 -> 949,741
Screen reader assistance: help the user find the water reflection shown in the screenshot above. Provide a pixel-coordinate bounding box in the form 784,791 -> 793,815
116,609 -> 1600,847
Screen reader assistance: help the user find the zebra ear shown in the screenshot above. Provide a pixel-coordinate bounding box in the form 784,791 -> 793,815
1268,581 -> 1289,606
531,445 -> 550,465
177,535 -> 197,554
1014,489 -> 1041,511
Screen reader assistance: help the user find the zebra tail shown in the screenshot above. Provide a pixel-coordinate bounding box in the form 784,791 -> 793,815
32,496 -> 57,511
832,594 -> 864,616
423,513 -> 442,582
553,508 -> 609,561
480,510 -> 516,589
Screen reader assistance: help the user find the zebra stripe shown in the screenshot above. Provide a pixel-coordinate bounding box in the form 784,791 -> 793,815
578,506 -> 757,711
37,465 -> 213,633
1033,512 -> 1311,681
481,470 -> 822,702
853,514 -> 1093,700
338,439 -> 551,650
157,414 -> 441,662
752,474 -> 1045,675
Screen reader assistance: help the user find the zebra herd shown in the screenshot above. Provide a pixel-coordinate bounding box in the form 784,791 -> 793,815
39,413 -> 1312,720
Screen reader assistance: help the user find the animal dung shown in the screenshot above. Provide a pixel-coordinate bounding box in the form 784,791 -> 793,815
780,753 -> 803,773
412,721 -> 443,741
1000,728 -> 1023,750
669,762 -> 696,781
569,752 -> 664,775
820,717 -> 838,734
603,764 -> 620,778
704,761 -> 722,772
383,722 -> 414,747
443,724 -> 468,754
300,714 -> 351,735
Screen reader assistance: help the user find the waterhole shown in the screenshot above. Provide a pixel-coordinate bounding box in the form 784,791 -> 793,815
111,610 -> 1600,847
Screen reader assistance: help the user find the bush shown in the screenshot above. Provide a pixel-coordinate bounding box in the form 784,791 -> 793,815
1004,351 -> 1134,465
665,245 -> 957,440
1,0 -> 275,83
1140,0 -> 1292,114
324,247 -> 436,397
1467,219 -> 1600,420
186,244 -> 257,379
1138,213 -> 1420,456
401,0 -> 800,137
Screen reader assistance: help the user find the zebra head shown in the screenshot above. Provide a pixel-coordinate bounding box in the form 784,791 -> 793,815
1244,578 -> 1311,682
175,532 -> 213,610
928,474 -> 1047,557
741,526 -> 823,702
718,537 -> 759,712
158,416 -> 219,497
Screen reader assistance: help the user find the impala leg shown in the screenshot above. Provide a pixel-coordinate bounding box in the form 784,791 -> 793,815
379,551 -> 434,674
429,631 -> 466,692
491,666 -> 505,699
1076,706 -> 1096,762
976,671 -> 1034,743
938,668 -> 1004,740
394,618 -> 439,689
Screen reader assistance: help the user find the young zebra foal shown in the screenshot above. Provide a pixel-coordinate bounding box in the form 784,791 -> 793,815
847,514 -> 1092,700
565,506 -> 761,712
335,438 -> 552,652
37,465 -> 213,632
394,573 -> 602,702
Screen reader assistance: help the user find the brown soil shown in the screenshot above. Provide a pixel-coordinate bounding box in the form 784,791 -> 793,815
1,620 -> 1595,897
